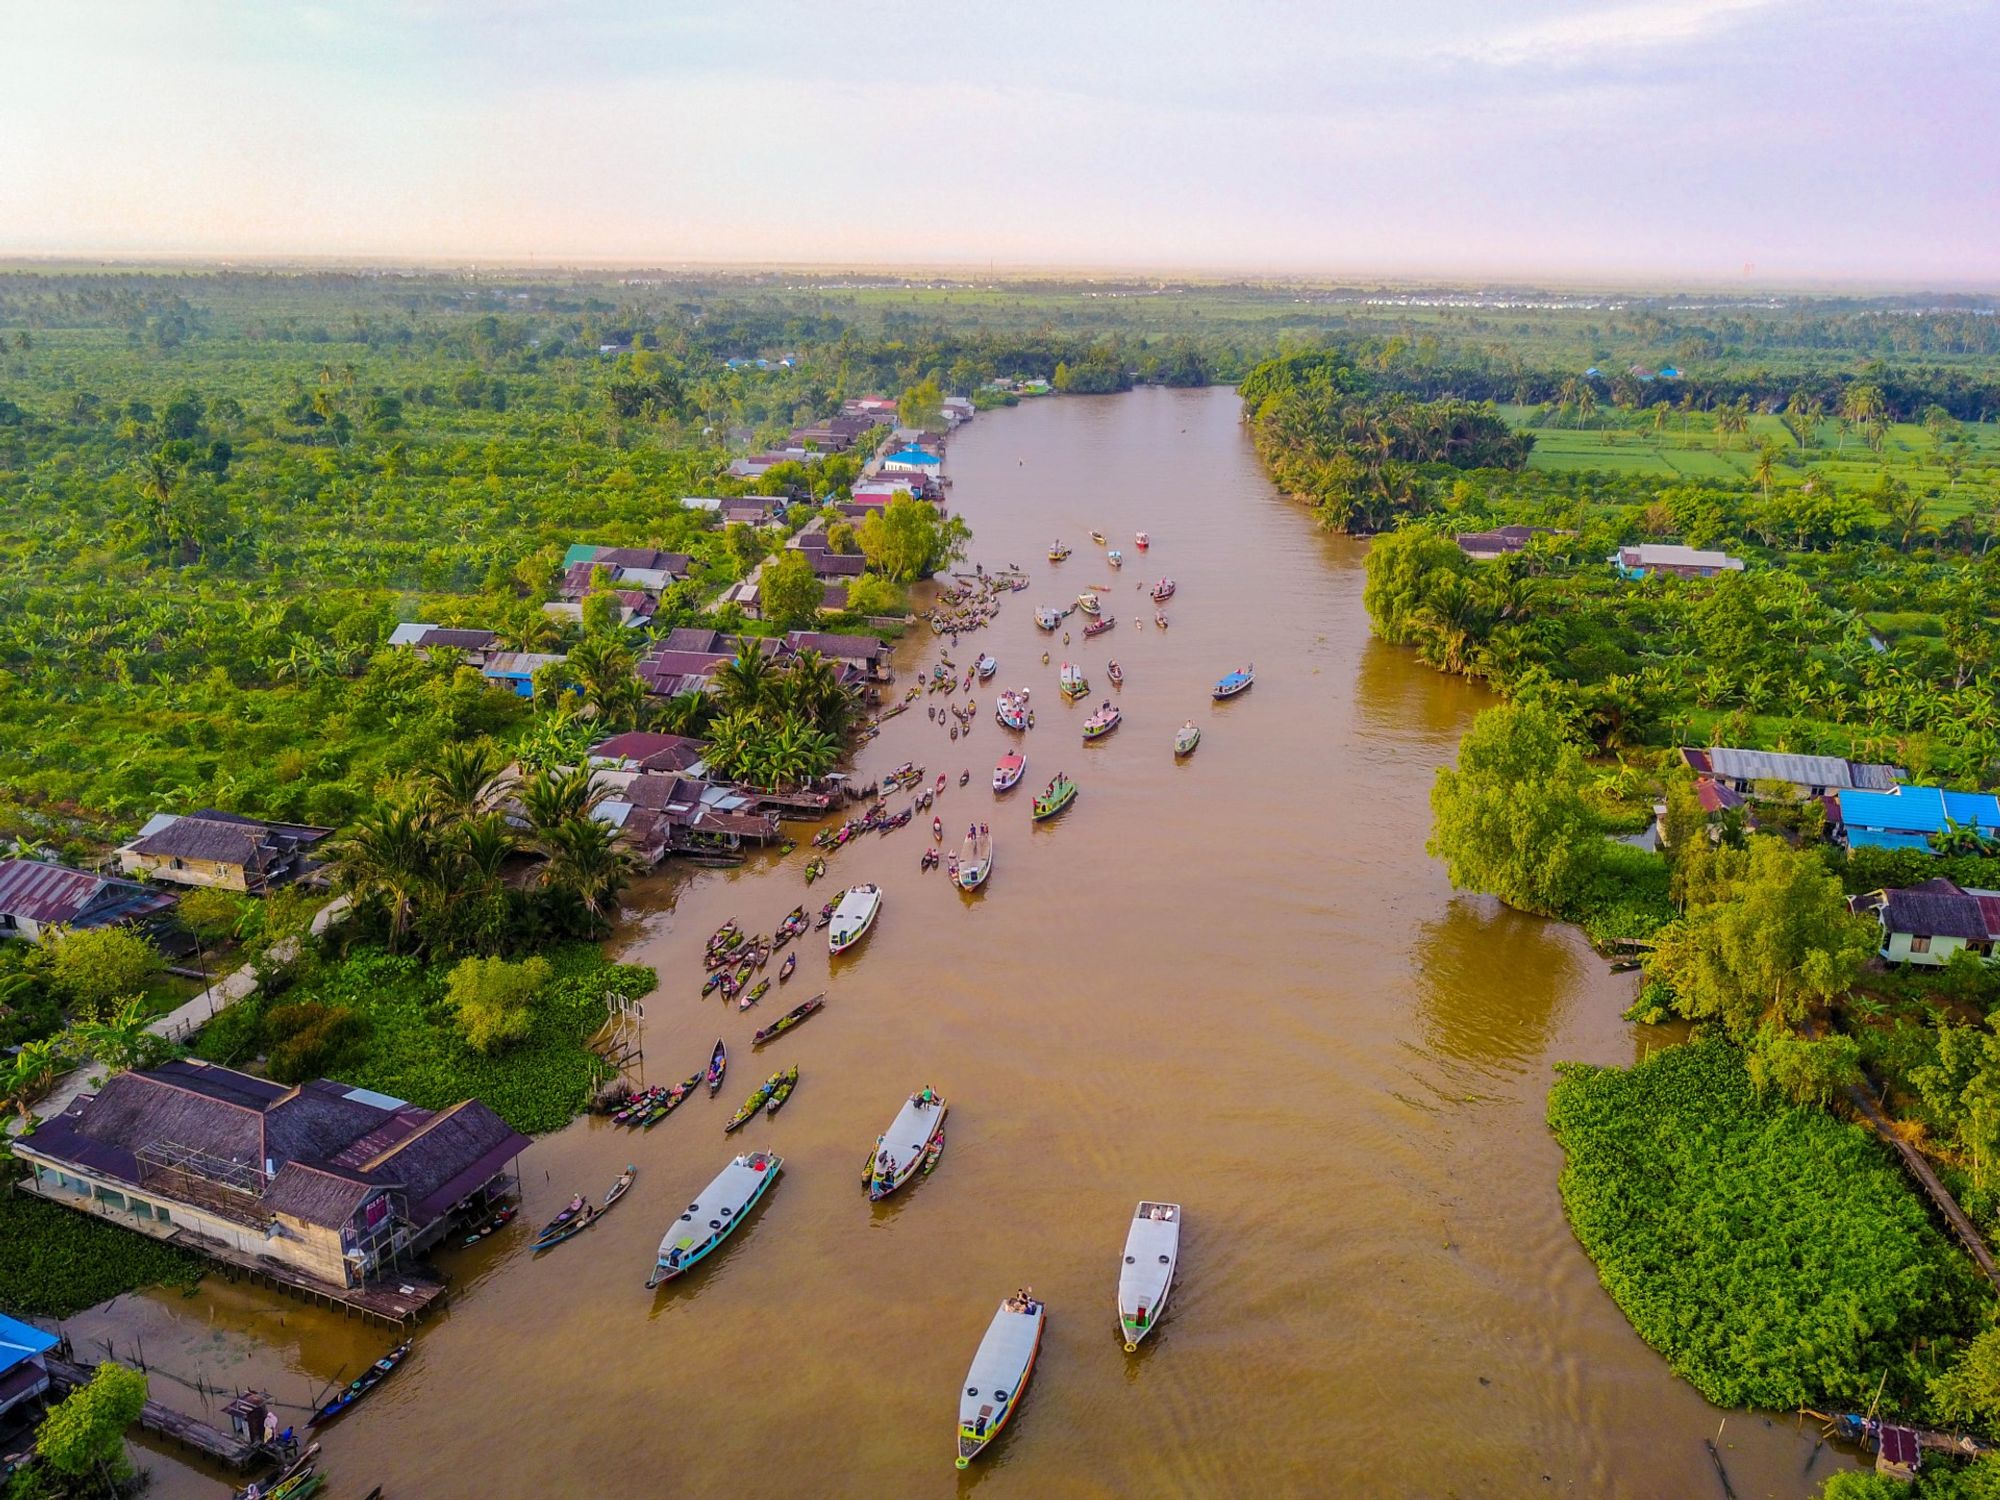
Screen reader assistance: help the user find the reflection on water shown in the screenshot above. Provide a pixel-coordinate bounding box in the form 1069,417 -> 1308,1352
104,388 -> 1843,1500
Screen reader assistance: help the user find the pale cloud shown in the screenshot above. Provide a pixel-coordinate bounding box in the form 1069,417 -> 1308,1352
1456,0 -> 1793,67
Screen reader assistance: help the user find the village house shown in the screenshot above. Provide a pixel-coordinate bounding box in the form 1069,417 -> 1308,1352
878,444 -> 944,481
1832,784 -> 2000,852
0,1312 -> 56,1422
942,395 -> 975,425
784,630 -> 891,680
13,1060 -> 529,1293
852,474 -> 931,506
1613,544 -> 1745,580
620,775 -> 781,854
0,858 -> 179,942
385,625 -> 500,666
719,498 -> 787,529
841,395 -> 900,419
118,812 -> 333,894
1849,879 -> 2000,966
587,731 -> 707,776
1455,525 -> 1564,561
559,545 -> 691,598
543,588 -> 656,629
1681,746 -> 1905,799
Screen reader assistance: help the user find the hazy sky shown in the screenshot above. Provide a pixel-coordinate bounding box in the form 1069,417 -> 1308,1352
2,0 -> 1994,283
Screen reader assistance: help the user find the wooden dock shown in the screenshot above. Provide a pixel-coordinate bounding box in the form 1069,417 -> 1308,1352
1845,1077 -> 2000,1291
175,1228 -> 449,1326
44,1356 -> 268,1469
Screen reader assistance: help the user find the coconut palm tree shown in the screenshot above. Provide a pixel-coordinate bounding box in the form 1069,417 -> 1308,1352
335,798 -> 440,952
1752,443 -> 1780,503
425,738 -> 509,816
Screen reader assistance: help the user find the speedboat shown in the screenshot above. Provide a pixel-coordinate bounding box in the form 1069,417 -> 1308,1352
829,884 -> 882,954
1075,592 -> 1101,617
865,1087 -> 948,1201
957,825 -> 993,889
1082,703 -> 1121,740
1048,542 -> 1070,562
1135,531 -> 1150,549
1035,607 -> 1063,631
993,751 -> 1026,792
996,690 -> 1031,730
957,1294 -> 1046,1469
1107,549 -> 1123,569
1213,664 -> 1254,700
975,654 -> 997,679
1151,578 -> 1176,602
1174,722 -> 1200,756
1118,1201 -> 1181,1351
1058,663 -> 1088,700
645,1152 -> 781,1288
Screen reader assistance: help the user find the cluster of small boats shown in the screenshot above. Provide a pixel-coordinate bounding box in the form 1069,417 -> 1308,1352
725,1067 -> 799,1132
534,1165 -> 635,1250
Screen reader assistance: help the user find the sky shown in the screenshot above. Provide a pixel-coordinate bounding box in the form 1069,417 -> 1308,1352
1,0 -> 1995,285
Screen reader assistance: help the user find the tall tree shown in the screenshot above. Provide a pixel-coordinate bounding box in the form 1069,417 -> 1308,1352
1428,701 -> 1599,916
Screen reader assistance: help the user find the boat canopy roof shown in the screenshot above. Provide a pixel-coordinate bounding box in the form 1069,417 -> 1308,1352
660,1153 -> 779,1258
960,1301 -> 1043,1418
881,1093 -> 944,1164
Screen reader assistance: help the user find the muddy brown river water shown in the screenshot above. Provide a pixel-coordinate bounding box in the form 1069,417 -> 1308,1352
70,386 -> 1855,1498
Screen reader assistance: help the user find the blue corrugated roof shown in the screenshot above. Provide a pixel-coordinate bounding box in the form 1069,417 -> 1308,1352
1847,829 -> 1941,852
0,1312 -> 58,1372
1941,790 -> 2000,830
1838,786 -> 1948,835
887,446 -> 941,464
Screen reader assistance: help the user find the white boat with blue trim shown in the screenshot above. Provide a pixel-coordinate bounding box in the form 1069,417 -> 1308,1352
1213,664 -> 1254,700
1119,1201 -> 1182,1350
828,883 -> 881,954
865,1086 -> 947,1201
645,1150 -> 781,1288
956,1292 -> 1046,1468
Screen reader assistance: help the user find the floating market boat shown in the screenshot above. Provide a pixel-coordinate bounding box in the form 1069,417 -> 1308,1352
956,1295 -> 1046,1469
1032,774 -> 1078,820
754,993 -> 825,1045
234,1444 -> 321,1500
643,1070 -> 705,1128
865,1087 -> 948,1201
1118,1201 -> 1182,1351
993,751 -> 1026,792
705,1037 -> 728,1095
1213,664 -> 1255,700
738,977 -> 771,1011
957,825 -> 993,889
1082,703 -> 1122,740
1135,531 -> 1150,549
778,952 -> 797,983
308,1341 -> 412,1429
1034,606 -> 1064,631
1151,578 -> 1176,602
533,1192 -> 591,1242
1082,614 -> 1115,638
1058,663 -> 1088,700
1075,592 -> 1101,617
829,884 -> 882,955
1047,542 -> 1070,562
1106,660 -> 1122,686
975,654 -> 997,679
996,689 -> 1031,730
535,1165 -> 635,1251
1090,530 -> 1106,544
725,1071 -> 785,1133
646,1152 -> 782,1288
1107,549 -> 1122,569
1174,722 -> 1201,757
765,1065 -> 799,1117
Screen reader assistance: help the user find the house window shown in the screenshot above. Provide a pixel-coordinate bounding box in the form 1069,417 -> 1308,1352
130,1199 -> 154,1221
155,1206 -> 171,1226
1911,935 -> 1932,954
93,1186 -> 126,1211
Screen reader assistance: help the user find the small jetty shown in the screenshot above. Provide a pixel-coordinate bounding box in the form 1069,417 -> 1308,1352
45,1355 -> 270,1469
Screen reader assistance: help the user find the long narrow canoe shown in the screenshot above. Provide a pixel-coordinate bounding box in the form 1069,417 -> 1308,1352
308,1341 -> 412,1429
1118,1201 -> 1182,1350
754,994 -> 825,1046
956,1296 -> 1046,1468
642,1070 -> 704,1129
646,1152 -> 782,1288
765,1065 -> 799,1118
705,1037 -> 727,1094
534,1165 -> 636,1251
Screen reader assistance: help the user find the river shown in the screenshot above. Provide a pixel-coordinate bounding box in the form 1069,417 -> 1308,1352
75,385 -> 1845,1498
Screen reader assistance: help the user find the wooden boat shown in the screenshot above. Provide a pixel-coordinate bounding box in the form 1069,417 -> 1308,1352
1090,530 -> 1106,545
815,901 -> 836,929
705,1037 -> 727,1095
754,993 -> 825,1045
700,969 -> 726,997
1075,592 -> 1100,616
829,884 -> 882,955
996,689 -> 1030,730
1119,1201 -> 1182,1350
308,1340 -> 412,1428
532,1192 -> 591,1242
957,825 -> 993,889
866,1088 -> 947,1200
1106,660 -> 1123,686
725,1072 -> 785,1132
765,1065 -> 799,1117
1082,704 -> 1121,740
993,751 -> 1026,792
1082,614 -> 1115,638
1107,549 -> 1122,569
1047,543 -> 1070,562
535,1165 -> 635,1251
738,977 -> 771,1011
1032,774 -> 1077,820
959,769 -> 971,786
1151,578 -> 1176,602
1135,531 -> 1150,549
646,1151 -> 781,1288
1174,722 -> 1201,757
1035,606 -> 1063,631
955,1295 -> 1046,1468
1058,663 -> 1088,700
778,952 -> 797,983
1155,610 -> 1168,629
1213,664 -> 1255,700
234,1443 -> 321,1500
461,1204 -> 517,1245
805,856 -> 827,884
643,1070 -> 705,1128
975,654 -> 997,679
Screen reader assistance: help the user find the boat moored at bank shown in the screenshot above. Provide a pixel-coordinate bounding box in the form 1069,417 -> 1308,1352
1119,1201 -> 1182,1350
829,884 -> 882,954
866,1086 -> 947,1200
646,1151 -> 782,1288
957,1293 -> 1046,1468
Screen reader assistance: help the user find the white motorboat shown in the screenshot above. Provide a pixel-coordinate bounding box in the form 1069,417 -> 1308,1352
975,654 -> 997,679
864,1087 -> 947,1201
645,1151 -> 782,1288
1075,592 -> 1101,617
956,1294 -> 1046,1469
1118,1201 -> 1182,1350
956,825 -> 993,889
995,689 -> 1031,730
828,883 -> 882,954
993,751 -> 1026,792
1035,607 -> 1063,631
1174,722 -> 1200,756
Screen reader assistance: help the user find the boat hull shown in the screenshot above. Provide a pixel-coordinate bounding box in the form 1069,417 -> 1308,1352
957,1303 -> 1045,1468
648,1155 -> 781,1287
1119,1202 -> 1182,1351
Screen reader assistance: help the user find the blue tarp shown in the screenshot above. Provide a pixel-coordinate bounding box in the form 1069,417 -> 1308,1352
0,1312 -> 57,1374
